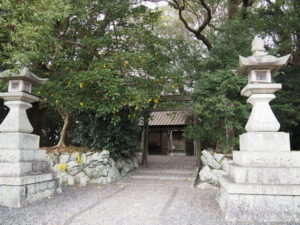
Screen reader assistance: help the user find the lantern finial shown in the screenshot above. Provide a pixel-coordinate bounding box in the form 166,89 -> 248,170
251,36 -> 266,55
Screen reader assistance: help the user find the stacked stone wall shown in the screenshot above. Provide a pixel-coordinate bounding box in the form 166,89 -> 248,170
48,150 -> 138,186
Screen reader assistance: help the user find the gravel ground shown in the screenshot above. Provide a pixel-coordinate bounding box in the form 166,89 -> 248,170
0,156 -> 299,225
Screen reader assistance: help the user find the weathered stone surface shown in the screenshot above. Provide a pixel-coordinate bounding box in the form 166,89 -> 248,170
0,133 -> 39,150
93,165 -> 108,178
233,150 -> 300,167
229,163 -> 300,184
59,154 -> 70,164
67,161 -> 82,176
201,150 -> 222,169
221,158 -> 232,174
58,172 -> 68,185
108,158 -> 115,167
0,179 -> 59,208
74,172 -> 88,184
47,153 -> 59,166
212,169 -> 227,177
67,175 -> 75,185
70,152 -> 78,161
0,100 -> 34,133
213,153 -> 225,163
81,153 -> 87,164
197,182 -> 218,190
245,94 -> 280,132
100,150 -> 110,159
240,132 -> 290,151
49,151 -> 137,186
107,167 -> 120,179
116,159 -> 135,176
218,184 -> 300,222
199,166 -> 218,185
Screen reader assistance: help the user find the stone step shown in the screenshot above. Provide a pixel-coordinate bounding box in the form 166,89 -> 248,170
117,177 -> 192,186
136,168 -> 193,175
129,174 -> 191,181
228,163 -> 300,184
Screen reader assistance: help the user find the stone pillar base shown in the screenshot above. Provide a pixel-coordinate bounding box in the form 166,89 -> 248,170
218,131 -> 300,222
0,175 -> 60,207
217,176 -> 300,222
0,133 -> 60,207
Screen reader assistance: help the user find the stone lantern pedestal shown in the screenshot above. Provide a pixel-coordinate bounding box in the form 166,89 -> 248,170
217,37 -> 300,222
0,68 -> 60,207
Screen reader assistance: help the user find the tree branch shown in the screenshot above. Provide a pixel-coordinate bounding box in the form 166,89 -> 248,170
168,0 -> 212,50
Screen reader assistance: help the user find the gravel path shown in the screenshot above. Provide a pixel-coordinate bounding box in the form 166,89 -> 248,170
0,155 -> 298,225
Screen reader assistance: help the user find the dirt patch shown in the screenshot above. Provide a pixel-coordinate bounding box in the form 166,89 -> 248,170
41,146 -> 99,154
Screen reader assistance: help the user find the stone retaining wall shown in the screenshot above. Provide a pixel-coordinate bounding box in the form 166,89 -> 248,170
47,150 -> 138,186
197,149 -> 232,190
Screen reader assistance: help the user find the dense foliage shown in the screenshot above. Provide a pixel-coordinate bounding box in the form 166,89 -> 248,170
0,0 -> 175,158
170,0 -> 300,152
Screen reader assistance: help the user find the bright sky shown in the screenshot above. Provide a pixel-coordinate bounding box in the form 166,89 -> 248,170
142,0 -> 168,9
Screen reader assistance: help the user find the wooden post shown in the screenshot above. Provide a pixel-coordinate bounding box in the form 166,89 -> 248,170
194,114 -> 202,166
195,140 -> 202,167
142,117 -> 149,167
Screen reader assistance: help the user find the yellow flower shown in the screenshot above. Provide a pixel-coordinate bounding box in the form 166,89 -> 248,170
148,98 -> 152,102
55,99 -> 59,103
57,163 -> 67,172
80,102 -> 84,106
123,61 -> 130,66
79,83 -> 84,88
75,153 -> 83,164
154,99 -> 159,104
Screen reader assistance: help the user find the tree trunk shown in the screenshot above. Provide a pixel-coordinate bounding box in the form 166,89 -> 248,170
56,112 -> 71,148
228,0 -> 241,19
141,118 -> 149,167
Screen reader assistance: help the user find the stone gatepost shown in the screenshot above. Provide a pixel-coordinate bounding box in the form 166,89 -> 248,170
0,67 -> 60,207
217,37 -> 300,222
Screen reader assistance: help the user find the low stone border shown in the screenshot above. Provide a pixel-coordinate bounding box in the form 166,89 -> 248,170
47,150 -> 138,186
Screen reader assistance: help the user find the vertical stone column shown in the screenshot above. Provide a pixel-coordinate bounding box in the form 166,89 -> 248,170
0,68 -> 60,207
217,37 -> 300,222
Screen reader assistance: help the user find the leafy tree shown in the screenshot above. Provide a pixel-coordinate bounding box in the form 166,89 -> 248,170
0,0 -> 172,152
180,0 -> 300,151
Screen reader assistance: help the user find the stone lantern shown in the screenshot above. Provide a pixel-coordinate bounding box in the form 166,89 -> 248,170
0,67 -> 60,207
217,37 -> 300,222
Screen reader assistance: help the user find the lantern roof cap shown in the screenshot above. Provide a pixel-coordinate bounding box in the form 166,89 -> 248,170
0,67 -> 48,86
236,37 -> 290,75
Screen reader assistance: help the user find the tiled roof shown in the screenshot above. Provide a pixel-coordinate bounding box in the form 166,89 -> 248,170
148,111 -> 189,126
